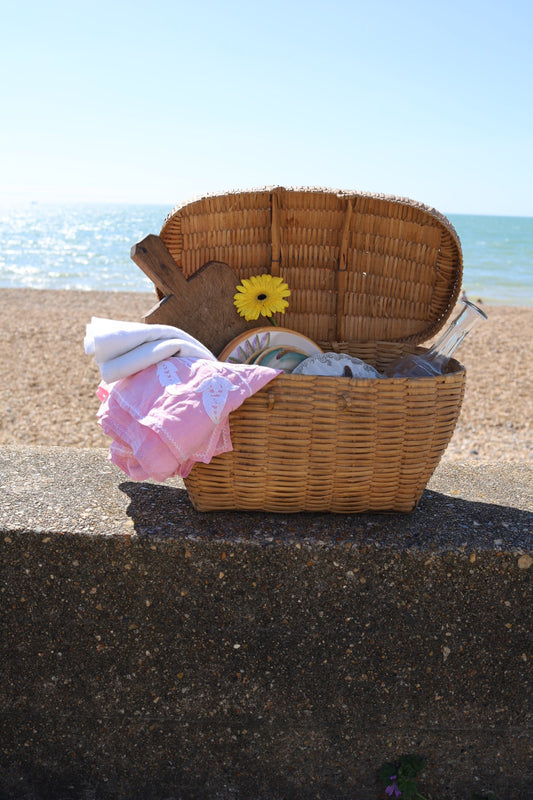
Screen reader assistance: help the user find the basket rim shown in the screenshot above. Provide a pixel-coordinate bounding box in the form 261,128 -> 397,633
162,184 -> 462,246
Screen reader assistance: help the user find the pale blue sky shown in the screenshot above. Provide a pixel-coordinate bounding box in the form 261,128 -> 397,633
2,0 -> 532,215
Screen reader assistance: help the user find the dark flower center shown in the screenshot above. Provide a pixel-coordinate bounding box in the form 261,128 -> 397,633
257,293 -> 268,301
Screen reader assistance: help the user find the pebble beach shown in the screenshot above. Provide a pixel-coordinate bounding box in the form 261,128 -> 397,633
0,288 -> 531,463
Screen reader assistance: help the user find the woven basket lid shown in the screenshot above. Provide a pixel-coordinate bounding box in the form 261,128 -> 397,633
159,187 -> 463,345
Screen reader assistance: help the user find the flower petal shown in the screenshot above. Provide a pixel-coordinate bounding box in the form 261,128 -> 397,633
233,274 -> 291,321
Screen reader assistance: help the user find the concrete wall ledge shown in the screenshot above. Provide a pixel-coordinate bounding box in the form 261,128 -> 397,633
1,446 -> 532,799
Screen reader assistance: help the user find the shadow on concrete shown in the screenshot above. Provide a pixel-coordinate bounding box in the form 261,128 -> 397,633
119,480 -> 533,551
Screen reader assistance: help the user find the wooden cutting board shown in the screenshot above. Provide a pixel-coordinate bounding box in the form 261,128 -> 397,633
130,234 -> 258,356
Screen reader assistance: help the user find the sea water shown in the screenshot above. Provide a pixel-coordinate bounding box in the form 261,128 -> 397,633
0,201 -> 532,304
0,202 -> 167,293
448,213 -> 533,306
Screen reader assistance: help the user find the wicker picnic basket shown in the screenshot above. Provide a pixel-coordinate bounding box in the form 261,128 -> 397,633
157,187 -> 465,513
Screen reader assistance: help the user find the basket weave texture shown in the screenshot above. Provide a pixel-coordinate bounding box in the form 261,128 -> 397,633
159,187 -> 465,513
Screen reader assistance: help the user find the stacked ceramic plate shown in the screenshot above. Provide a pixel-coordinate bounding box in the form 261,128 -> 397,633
220,328 -> 383,378
219,327 -> 323,373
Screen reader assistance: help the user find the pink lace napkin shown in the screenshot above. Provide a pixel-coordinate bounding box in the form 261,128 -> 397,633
96,356 -> 280,481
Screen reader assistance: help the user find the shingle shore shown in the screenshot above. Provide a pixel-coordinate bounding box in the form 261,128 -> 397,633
1,288 -> 531,462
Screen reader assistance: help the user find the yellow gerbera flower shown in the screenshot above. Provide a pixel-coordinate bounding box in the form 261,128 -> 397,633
233,274 -> 291,321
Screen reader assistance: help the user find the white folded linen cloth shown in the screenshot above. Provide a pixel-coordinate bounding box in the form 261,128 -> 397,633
84,317 -> 216,382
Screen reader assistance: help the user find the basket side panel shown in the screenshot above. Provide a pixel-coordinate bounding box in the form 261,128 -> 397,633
184,365 -> 466,514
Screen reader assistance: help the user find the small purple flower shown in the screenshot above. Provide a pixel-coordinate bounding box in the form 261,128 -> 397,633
385,775 -> 402,797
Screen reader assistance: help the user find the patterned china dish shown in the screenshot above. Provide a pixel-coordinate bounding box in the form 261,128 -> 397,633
292,352 -> 382,378
252,346 -> 310,372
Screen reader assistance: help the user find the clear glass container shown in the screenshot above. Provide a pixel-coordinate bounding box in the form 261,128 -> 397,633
383,300 -> 487,378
